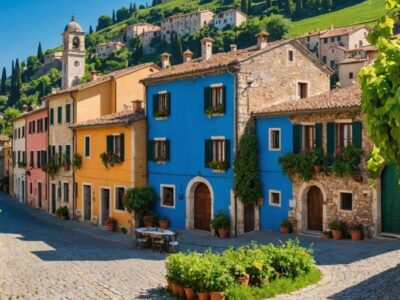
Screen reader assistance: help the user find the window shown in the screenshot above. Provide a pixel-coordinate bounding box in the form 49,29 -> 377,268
269,129 -> 281,151
323,38 -> 328,44
303,125 -> 316,151
359,40 -> 363,47
63,183 -> 69,203
57,107 -> 62,124
211,86 -> 224,109
44,117 -> 48,131
84,136 -> 90,157
337,36 -> 342,42
349,72 -> 354,79
330,60 -> 336,69
330,37 -> 335,42
205,85 -> 226,115
22,126 -> 25,137
288,50 -> 294,62
212,139 -> 225,161
115,187 -> 125,210
106,134 -> 125,161
298,82 -> 308,99
30,151 -> 34,168
269,190 -> 281,207
322,56 -> 327,64
36,151 -> 41,168
331,48 -> 334,54
154,140 -> 167,161
161,185 -> 175,208
66,104 -> 71,123
205,138 -> 230,170
340,192 -> 353,211
50,108 -> 54,125
30,182 -> 32,194
336,123 -> 352,148
153,92 -> 170,118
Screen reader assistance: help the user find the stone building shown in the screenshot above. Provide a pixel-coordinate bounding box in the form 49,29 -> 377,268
213,9 -> 247,30
44,52 -> 63,65
95,41 -> 125,57
125,23 -> 160,40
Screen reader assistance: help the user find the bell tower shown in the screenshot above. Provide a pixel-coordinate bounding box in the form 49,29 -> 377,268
62,16 -> 85,89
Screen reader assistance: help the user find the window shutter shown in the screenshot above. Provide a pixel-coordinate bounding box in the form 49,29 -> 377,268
225,139 -> 231,168
106,136 -> 113,154
327,122 -> 336,159
48,146 -> 52,159
222,86 -> 227,113
204,87 -> 212,113
65,145 -> 71,160
119,134 -> 125,161
147,140 -> 154,161
85,137 -> 90,157
352,121 -> 362,149
45,117 -> 48,131
153,94 -> 159,116
66,104 -> 71,123
165,139 -> 170,161
166,92 -> 171,116
292,124 -> 302,154
42,150 -> 47,164
315,123 -> 323,150
50,109 -> 54,125
57,107 -> 62,124
58,145 -> 62,163
205,139 -> 213,168
52,146 -> 56,157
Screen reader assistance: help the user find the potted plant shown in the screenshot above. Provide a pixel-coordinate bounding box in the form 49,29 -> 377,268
159,216 -> 169,229
143,212 -> 156,228
105,216 -> 117,232
100,152 -> 122,168
208,160 -> 228,172
56,206 -> 69,220
207,256 -> 233,300
123,187 -> 158,228
350,223 -> 363,240
72,153 -> 82,169
332,145 -> 362,177
311,149 -> 327,173
205,103 -> 225,117
63,153 -> 71,171
330,220 -> 347,240
210,212 -> 230,238
323,230 -> 331,240
280,219 -> 292,234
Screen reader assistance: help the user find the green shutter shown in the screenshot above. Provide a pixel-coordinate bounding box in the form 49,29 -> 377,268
66,145 -> 71,160
315,123 -> 323,150
166,92 -> 171,116
66,104 -> 71,123
222,86 -> 227,113
52,146 -> 56,157
204,87 -> 212,113
165,139 -> 170,161
50,109 -> 54,125
293,124 -> 302,154
119,134 -> 125,161
225,139 -> 231,168
106,135 -> 113,154
205,139 -> 213,168
153,94 -> 159,116
57,107 -> 62,124
48,146 -> 52,159
327,122 -> 336,159
85,137 -> 90,157
352,121 -> 362,149
58,145 -> 62,163
42,150 -> 47,164
147,140 -> 154,161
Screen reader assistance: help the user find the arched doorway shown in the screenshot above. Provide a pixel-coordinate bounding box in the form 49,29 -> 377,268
381,165 -> 400,234
307,186 -> 323,231
194,183 -> 211,231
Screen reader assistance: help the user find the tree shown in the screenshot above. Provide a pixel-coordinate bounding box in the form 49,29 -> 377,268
116,7 -> 130,22
25,55 -> 39,81
112,9 -> 116,24
37,42 -> 44,63
9,59 -> 21,107
97,15 -> 112,31
359,0 -> 400,170
264,15 -> 291,41
1,67 -> 6,95
248,0 -> 253,15
0,107 -> 20,137
132,2 -> 137,12
89,25 -> 94,34
241,0 -> 248,14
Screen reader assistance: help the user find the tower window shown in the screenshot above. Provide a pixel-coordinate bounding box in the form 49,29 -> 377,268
73,36 -> 80,49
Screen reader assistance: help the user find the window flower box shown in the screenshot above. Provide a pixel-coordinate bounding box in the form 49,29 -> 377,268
155,156 -> 167,164
154,110 -> 169,119
205,104 -> 225,118
208,160 -> 228,172
100,152 -> 122,168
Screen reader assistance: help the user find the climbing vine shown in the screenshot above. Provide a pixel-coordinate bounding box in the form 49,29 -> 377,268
367,146 -> 385,186
234,119 -> 262,205
359,0 -> 400,171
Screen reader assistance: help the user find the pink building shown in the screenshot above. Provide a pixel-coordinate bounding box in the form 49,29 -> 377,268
25,107 -> 48,210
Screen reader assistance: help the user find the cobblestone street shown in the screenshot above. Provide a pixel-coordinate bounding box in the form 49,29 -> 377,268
2,194 -> 400,299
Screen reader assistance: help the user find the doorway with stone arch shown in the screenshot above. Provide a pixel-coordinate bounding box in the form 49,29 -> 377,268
307,186 -> 323,231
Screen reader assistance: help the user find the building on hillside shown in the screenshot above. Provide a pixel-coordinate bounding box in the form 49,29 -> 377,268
11,115 -> 26,202
70,103 -> 147,230
160,10 -> 215,43
44,52 -> 63,65
213,9 -> 247,30
125,23 -> 161,54
253,85 -> 385,237
25,107 -> 48,210
3,141 -> 12,193
95,42 -> 126,57
142,33 -> 332,235
0,135 -> 9,179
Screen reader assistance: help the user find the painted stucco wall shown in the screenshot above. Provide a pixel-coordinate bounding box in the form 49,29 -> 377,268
12,117 -> 26,202
256,116 -> 293,231
147,72 -> 235,230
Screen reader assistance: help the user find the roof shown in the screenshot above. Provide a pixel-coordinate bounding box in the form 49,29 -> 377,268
253,84 -> 361,117
70,111 -> 145,129
216,9 -> 247,18
0,135 -> 9,142
143,39 -> 333,84
44,62 -> 159,99
11,106 -> 47,122
320,25 -> 368,39
64,16 -> 83,33
337,57 -> 369,65
347,45 -> 378,52
162,9 -> 214,21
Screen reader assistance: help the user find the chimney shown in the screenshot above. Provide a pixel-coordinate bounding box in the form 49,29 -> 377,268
183,49 -> 193,63
22,105 -> 29,113
90,70 -> 99,81
131,100 -> 143,113
230,44 -> 237,52
256,32 -> 269,50
201,37 -> 213,60
161,52 -> 171,69
31,104 -> 38,111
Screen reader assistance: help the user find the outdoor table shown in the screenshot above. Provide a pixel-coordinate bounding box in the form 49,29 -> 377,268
134,227 -> 175,252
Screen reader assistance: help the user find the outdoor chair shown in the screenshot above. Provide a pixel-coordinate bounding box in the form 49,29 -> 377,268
168,230 -> 181,253
151,234 -> 167,253
135,231 -> 150,249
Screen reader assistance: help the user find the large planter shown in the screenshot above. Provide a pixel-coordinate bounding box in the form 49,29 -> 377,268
159,219 -> 169,229
59,215 -> 66,221
218,228 -> 229,239
237,274 -> 250,286
332,229 -> 342,240
176,285 -> 185,298
184,287 -> 195,300
166,279 -> 172,292
280,226 -> 290,234
171,282 -> 178,296
210,292 -> 225,300
351,230 -> 362,241
197,292 -> 210,300
106,223 -> 116,232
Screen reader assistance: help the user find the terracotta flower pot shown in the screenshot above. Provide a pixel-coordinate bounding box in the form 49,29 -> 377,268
184,287 -> 195,300
166,279 -> 172,292
210,291 -> 225,300
218,228 -> 229,239
351,230 -> 362,240
197,291 -> 210,300
64,164 -> 70,171
159,220 -> 169,229
314,165 -> 322,173
280,226 -> 289,234
106,223 -> 115,232
332,229 -> 342,240
237,274 -> 250,286
176,285 -> 185,298
171,282 -> 178,296
59,215 -> 66,220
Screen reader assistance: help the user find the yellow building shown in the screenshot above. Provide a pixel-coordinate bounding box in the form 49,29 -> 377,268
71,106 -> 147,230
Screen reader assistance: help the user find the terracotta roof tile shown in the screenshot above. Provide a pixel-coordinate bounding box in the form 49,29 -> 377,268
337,57 -> 369,65
253,84 -> 361,116
320,25 -> 367,38
0,135 -> 9,142
70,111 -> 145,129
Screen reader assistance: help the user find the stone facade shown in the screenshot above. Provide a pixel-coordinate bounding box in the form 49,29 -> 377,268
213,9 -> 247,30
95,42 -> 125,57
338,60 -> 369,87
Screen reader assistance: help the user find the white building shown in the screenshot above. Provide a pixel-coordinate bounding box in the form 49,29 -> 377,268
95,41 -> 126,57
125,23 -> 160,41
213,9 -> 247,30
12,116 -> 26,203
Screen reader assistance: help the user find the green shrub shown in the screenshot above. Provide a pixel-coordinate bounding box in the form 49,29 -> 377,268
332,146 -> 362,177
210,211 -> 230,230
56,206 -> 68,218
123,187 -> 158,216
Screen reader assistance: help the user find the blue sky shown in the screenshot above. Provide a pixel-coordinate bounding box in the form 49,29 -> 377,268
0,0 -> 148,74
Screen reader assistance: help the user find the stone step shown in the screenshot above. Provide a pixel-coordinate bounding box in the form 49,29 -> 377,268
299,230 -> 323,238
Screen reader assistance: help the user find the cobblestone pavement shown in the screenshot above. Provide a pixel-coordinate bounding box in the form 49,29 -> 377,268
2,194 -> 400,299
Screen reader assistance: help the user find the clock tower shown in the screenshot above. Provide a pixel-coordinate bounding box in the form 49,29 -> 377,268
62,16 -> 85,89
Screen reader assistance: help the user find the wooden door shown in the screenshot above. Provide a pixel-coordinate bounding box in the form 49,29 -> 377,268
101,189 -> 110,225
244,204 -> 255,233
382,165 -> 400,233
307,186 -> 323,231
84,185 -> 91,221
51,184 -> 56,214
194,183 -> 211,231
38,182 -> 42,208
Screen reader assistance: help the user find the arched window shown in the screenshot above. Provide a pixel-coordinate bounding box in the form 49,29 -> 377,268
72,36 -> 80,49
